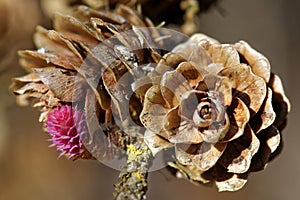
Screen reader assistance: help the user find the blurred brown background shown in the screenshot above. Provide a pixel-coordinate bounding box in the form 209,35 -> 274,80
0,0 -> 299,199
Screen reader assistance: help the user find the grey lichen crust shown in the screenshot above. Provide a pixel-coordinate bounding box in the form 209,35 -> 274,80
114,140 -> 151,200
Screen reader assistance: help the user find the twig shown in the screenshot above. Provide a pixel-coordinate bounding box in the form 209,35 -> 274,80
113,141 -> 152,200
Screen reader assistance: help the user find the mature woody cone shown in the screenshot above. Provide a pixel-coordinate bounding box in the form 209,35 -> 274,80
41,0 -> 220,17
41,0 -> 221,34
40,0 -> 133,17
11,5 -> 163,160
140,34 -> 291,191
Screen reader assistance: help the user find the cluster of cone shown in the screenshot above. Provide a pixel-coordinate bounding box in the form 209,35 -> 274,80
11,3 -> 290,192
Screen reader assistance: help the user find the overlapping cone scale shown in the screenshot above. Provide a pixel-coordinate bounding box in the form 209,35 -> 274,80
140,34 -> 290,191
11,5 -> 163,160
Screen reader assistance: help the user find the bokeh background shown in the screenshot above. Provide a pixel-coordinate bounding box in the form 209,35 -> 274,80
0,0 -> 299,199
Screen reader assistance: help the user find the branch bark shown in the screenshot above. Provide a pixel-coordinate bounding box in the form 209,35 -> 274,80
113,141 -> 152,200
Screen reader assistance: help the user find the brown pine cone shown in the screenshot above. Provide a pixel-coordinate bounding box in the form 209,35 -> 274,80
40,0 -> 129,17
11,5 -> 163,160
140,34 -> 290,191
40,0 -> 221,35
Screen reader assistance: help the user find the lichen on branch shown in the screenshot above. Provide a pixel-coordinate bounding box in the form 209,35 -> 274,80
113,141 -> 152,200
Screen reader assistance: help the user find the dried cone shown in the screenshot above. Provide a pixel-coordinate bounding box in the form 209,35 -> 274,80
140,34 -> 291,191
41,0 -> 221,34
40,0 -> 136,17
11,5 -> 162,160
